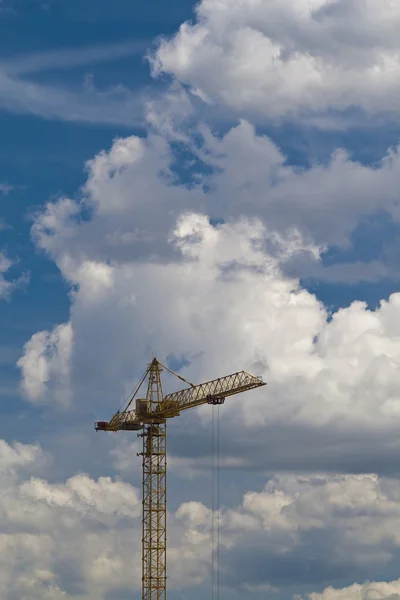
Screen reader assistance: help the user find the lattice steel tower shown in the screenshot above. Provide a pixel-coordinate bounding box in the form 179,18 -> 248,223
95,358 -> 266,600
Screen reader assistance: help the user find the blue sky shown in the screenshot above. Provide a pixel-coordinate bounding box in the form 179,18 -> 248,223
3,1 -> 400,599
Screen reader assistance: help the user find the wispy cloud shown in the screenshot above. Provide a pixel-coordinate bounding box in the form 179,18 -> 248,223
0,40 -> 152,126
0,253 -> 29,300
2,39 -> 150,75
0,183 -> 13,195
0,71 -> 145,126
0,1 -> 16,15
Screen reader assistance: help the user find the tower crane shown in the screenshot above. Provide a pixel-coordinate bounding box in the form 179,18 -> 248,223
95,357 -> 266,600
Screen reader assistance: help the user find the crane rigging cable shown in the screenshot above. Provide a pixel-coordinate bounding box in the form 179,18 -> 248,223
118,360 -> 195,415
117,367 -> 149,414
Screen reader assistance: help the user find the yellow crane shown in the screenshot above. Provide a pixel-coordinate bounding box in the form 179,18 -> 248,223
95,357 -> 266,600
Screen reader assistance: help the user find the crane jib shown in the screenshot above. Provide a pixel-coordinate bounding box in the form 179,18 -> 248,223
159,371 -> 265,414
95,371 -> 266,431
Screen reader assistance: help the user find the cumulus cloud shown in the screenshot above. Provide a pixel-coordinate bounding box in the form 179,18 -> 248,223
17,208 -> 400,481
0,439 -> 44,473
29,119 -> 400,263
303,578 -> 400,599
14,60 -> 400,597
5,436 -> 400,598
0,439 -> 240,598
10,121 -> 400,492
171,472 -> 400,592
0,439 -> 143,600
151,0 -> 400,123
15,126 -> 400,434
17,323 -> 73,405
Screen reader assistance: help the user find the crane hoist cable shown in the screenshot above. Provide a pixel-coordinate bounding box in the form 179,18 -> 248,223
211,407 -> 215,600
217,404 -> 220,600
211,405 -> 221,600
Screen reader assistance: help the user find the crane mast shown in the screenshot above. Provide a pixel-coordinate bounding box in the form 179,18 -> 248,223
140,361 -> 166,600
95,358 -> 266,600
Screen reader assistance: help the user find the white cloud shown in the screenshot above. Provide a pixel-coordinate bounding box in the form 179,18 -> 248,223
0,439 -> 229,597
16,125 -> 400,435
20,473 -> 140,519
172,472 -> 400,591
7,4 -> 400,598
0,439 -> 143,600
4,437 -> 400,598
29,119 -> 400,261
151,0 -> 400,122
19,200 -> 400,456
14,88 -> 400,596
303,578 -> 400,599
0,439 -> 43,472
17,322 -> 73,405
